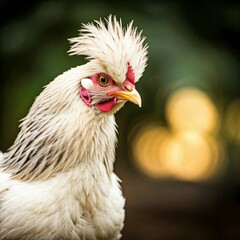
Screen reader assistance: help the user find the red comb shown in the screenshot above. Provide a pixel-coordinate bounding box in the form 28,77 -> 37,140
126,63 -> 135,85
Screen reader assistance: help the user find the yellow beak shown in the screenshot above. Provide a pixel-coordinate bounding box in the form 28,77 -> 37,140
108,88 -> 142,107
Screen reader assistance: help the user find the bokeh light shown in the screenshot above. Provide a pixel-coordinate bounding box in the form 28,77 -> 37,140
132,123 -> 171,178
131,87 -> 225,181
161,131 -> 225,181
166,87 -> 219,134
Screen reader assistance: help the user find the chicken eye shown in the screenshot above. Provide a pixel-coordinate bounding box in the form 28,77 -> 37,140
98,75 -> 109,87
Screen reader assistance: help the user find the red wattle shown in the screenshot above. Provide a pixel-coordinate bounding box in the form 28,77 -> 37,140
97,98 -> 117,112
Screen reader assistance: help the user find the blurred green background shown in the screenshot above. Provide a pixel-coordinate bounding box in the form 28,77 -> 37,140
1,1 -> 240,239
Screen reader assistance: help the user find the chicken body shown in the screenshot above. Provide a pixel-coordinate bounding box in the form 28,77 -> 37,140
0,65 -> 124,240
0,16 -> 147,239
0,154 -> 124,240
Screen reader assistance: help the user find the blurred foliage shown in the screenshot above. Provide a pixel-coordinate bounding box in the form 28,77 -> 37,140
0,0 -> 240,180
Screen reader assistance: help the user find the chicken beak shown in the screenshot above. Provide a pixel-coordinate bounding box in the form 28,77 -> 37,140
108,88 -> 142,107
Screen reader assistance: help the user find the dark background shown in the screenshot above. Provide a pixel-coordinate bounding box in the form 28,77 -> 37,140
1,1 -> 240,239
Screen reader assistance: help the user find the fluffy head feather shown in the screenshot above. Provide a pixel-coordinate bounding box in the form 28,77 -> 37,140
69,15 -> 148,84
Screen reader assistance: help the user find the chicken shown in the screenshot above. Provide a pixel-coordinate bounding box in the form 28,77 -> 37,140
0,15 -> 148,240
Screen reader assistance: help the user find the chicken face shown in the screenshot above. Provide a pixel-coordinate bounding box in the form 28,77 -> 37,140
80,63 -> 141,113
68,15 -> 147,113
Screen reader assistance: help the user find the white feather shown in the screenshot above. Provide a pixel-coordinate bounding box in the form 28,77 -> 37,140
0,15 -> 148,239
81,78 -> 94,90
69,15 -> 148,84
0,58 -> 125,240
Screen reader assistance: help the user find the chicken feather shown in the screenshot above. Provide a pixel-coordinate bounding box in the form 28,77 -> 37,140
0,15 -> 147,240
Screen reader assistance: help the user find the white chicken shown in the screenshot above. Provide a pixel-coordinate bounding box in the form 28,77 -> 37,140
0,15 -> 148,240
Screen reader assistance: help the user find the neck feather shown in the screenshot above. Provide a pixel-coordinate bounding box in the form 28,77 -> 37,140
2,67 -> 117,181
